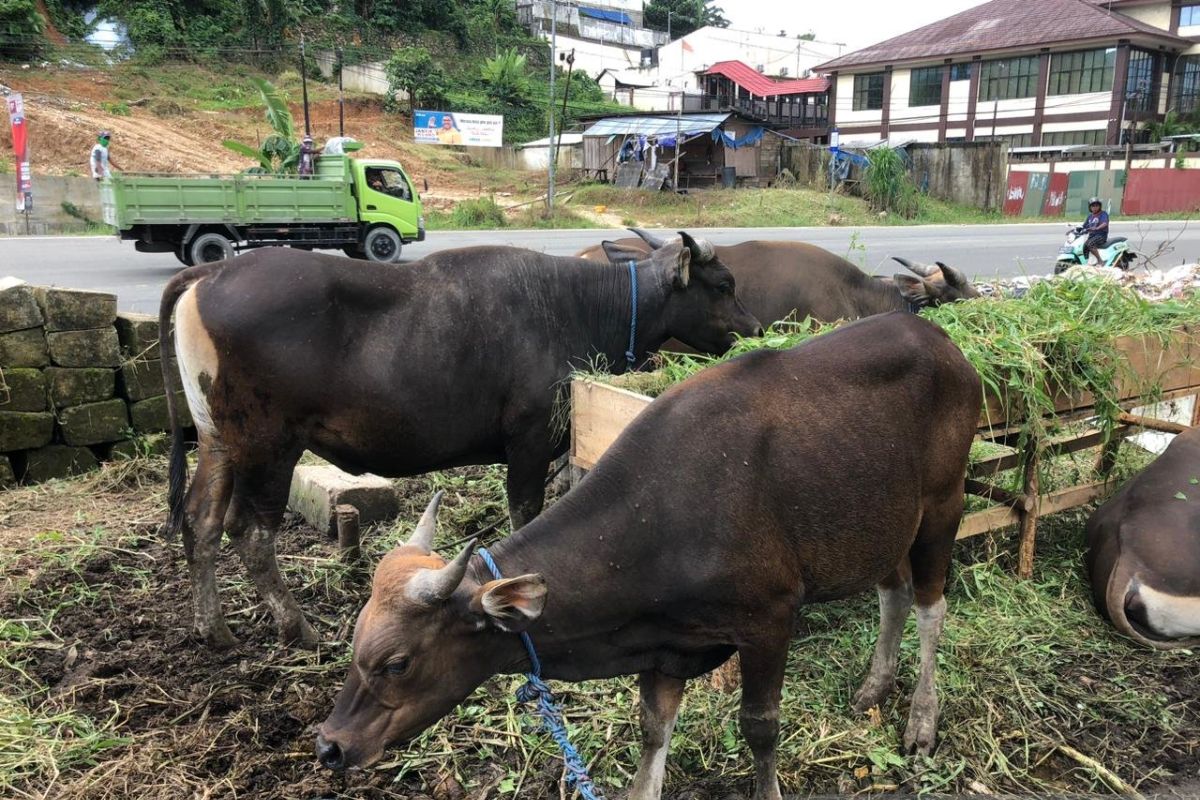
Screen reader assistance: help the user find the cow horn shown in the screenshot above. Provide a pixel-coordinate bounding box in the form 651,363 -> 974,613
407,538 -> 478,603
678,231 -> 714,262
935,261 -> 970,289
892,256 -> 938,278
629,227 -> 669,250
405,490 -> 445,554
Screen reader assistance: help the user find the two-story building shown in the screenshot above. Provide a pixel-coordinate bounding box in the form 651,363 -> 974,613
814,0 -> 1200,147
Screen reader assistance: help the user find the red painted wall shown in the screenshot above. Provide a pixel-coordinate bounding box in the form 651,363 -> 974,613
1041,173 -> 1069,217
1004,171 -> 1030,216
1121,169 -> 1200,216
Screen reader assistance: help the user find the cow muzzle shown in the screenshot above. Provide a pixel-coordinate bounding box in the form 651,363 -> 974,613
315,733 -> 347,771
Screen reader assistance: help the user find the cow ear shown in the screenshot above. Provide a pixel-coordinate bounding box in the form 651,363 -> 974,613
601,241 -> 646,264
668,245 -> 691,289
894,273 -> 935,306
472,574 -> 547,632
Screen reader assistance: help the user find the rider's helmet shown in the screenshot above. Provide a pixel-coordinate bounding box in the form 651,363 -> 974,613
1088,196 -> 1102,208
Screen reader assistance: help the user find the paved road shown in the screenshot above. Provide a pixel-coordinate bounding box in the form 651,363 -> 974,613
2,221 -> 1196,313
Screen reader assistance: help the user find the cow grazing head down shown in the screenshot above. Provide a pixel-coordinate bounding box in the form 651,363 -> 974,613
890,257 -> 981,309
316,492 -> 545,771
602,229 -> 762,354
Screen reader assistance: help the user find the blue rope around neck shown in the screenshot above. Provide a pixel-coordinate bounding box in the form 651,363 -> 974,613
625,260 -> 638,370
476,547 -> 604,800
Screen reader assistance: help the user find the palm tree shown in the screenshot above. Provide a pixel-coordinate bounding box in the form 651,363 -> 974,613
481,48 -> 532,107
222,77 -> 302,174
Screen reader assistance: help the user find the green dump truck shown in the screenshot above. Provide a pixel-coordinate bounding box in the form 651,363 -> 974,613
100,155 -> 424,265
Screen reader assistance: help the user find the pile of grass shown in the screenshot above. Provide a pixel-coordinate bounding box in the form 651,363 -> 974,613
588,279 -> 1200,468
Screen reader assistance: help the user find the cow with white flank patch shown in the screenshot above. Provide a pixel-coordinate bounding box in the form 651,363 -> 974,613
158,240 -> 760,649
1086,425 -> 1200,649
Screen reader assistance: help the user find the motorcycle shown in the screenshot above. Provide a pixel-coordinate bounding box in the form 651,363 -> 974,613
1055,226 -> 1136,273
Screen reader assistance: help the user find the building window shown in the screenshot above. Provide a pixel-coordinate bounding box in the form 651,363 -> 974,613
1049,48 -> 1115,95
1174,55 -> 1200,113
909,66 -> 944,106
1042,130 -> 1107,147
978,133 -> 1034,148
979,56 -> 1040,101
853,73 -> 885,111
1126,49 -> 1158,112
949,63 -> 972,81
1182,5 -> 1200,26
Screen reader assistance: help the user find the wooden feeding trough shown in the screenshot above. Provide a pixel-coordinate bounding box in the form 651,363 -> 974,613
570,330 -> 1200,578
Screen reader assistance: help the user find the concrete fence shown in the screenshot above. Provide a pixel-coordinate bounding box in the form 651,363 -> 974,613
0,176 -> 106,235
0,280 -> 192,487
779,141 -> 1007,211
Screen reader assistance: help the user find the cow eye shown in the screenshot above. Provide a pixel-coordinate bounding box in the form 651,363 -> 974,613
384,657 -> 411,676
718,281 -> 734,295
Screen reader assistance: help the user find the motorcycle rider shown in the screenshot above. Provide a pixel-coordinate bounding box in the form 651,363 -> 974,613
1081,197 -> 1109,265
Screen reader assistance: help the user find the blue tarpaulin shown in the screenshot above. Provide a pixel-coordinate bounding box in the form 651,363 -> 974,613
579,6 -> 633,24
711,126 -> 765,149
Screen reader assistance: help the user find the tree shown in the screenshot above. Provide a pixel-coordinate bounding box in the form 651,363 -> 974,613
385,46 -> 450,113
644,0 -> 728,38
481,47 -> 531,107
221,77 -> 302,174
0,0 -> 46,60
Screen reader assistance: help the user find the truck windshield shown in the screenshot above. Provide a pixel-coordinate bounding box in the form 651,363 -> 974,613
365,167 -> 412,202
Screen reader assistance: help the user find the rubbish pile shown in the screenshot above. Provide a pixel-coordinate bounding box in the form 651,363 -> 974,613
980,263 -> 1200,301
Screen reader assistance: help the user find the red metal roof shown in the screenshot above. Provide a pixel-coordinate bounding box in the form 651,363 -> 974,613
815,0 -> 1189,72
702,60 -> 830,97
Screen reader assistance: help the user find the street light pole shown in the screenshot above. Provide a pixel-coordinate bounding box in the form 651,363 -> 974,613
548,0 -> 557,213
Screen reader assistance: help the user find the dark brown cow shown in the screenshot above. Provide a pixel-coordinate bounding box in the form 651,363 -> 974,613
577,229 -> 979,330
158,239 -> 760,648
1086,425 -> 1200,650
316,312 -> 981,800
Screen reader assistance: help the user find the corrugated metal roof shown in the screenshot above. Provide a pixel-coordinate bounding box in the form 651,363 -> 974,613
815,0 -> 1189,72
583,113 -> 732,138
702,60 -> 830,96
519,134 -> 585,148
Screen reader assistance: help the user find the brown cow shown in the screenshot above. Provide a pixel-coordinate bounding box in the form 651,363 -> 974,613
158,239 -> 760,648
1086,425 -> 1200,649
577,229 -> 979,330
316,312 -> 981,800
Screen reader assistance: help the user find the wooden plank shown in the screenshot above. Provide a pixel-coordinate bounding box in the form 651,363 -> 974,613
570,379 -> 653,471
957,480 -> 1112,540
970,424 -> 1135,479
1117,411 -> 1190,435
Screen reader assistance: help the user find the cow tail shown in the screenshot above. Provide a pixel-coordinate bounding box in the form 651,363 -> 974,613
1104,559 -> 1200,651
159,268 -> 202,540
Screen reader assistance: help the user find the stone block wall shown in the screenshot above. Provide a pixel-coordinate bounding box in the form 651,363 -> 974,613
0,279 -> 192,487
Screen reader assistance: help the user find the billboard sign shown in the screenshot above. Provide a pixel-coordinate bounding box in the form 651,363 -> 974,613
6,93 -> 32,212
414,110 -> 503,148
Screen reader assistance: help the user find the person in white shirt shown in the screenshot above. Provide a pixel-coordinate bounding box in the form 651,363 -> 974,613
90,131 -> 121,181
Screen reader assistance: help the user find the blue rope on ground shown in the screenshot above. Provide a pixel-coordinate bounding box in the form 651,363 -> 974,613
625,260 -> 638,370
477,547 -> 605,800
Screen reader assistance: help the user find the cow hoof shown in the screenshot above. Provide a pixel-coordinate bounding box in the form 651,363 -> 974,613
901,703 -> 938,756
280,619 -> 320,649
198,624 -> 239,651
852,677 -> 895,715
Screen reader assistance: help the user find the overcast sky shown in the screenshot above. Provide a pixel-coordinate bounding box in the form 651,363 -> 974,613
725,0 -> 988,55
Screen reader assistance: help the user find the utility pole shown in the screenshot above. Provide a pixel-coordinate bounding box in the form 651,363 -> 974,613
557,49 -> 575,170
337,46 -> 345,137
1125,85 -> 1144,174
299,33 -> 312,136
548,0 -> 557,213
674,94 -> 682,190
667,10 -> 672,40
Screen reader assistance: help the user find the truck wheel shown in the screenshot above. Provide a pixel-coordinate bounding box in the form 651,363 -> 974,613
175,245 -> 194,267
189,232 -> 235,265
363,226 -> 402,263
342,245 -> 367,259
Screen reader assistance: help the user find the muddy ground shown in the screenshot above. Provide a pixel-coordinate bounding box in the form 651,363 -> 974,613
2,456 -> 1199,799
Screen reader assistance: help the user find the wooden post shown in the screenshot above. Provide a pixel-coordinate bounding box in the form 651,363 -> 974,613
1193,393 -> 1200,428
1017,441 -> 1041,579
1096,431 -> 1123,479
335,504 -> 361,565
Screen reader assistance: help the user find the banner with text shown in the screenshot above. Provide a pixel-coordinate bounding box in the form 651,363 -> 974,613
414,110 -> 503,148
6,93 -> 32,212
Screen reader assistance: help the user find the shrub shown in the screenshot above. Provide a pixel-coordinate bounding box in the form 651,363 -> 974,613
0,0 -> 45,61
864,146 -> 921,219
449,197 -> 507,228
